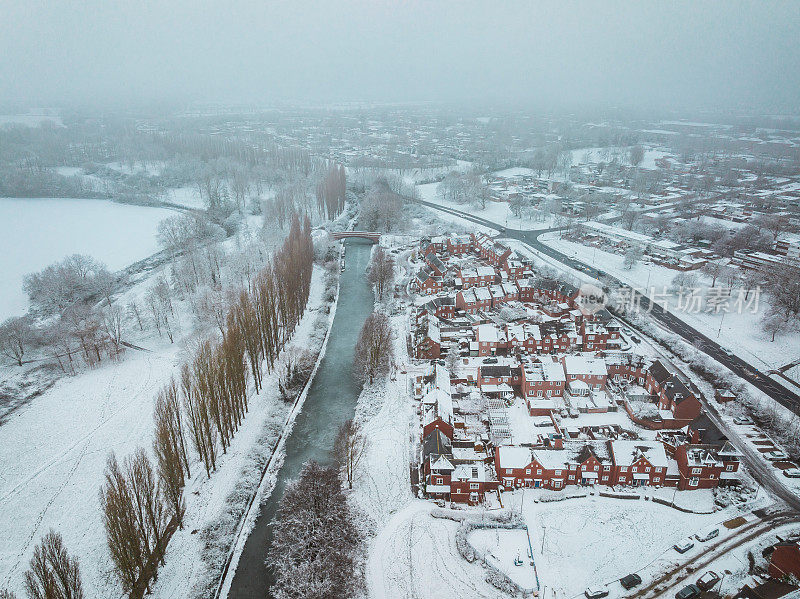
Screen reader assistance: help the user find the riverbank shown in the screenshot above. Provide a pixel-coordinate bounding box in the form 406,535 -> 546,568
225,239 -> 376,599
149,263 -> 335,599
214,257 -> 342,599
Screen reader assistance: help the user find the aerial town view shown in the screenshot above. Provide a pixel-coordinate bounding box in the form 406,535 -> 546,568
1,2 -> 800,599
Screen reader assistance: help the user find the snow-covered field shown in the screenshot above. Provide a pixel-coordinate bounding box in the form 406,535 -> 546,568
416,181 -> 555,231
503,491 -> 740,599
366,501 -> 508,599
0,198 -> 174,319
539,232 -> 800,371
0,261 -> 328,598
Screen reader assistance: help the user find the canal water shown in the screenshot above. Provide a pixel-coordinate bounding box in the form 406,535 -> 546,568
227,239 -> 375,599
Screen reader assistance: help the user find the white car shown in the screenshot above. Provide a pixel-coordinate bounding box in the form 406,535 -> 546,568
673,539 -> 695,554
782,468 -> 800,478
733,416 -> 754,425
585,587 -> 609,599
765,450 -> 789,461
695,527 -> 719,542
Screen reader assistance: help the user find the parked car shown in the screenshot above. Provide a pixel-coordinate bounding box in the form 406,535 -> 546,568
620,574 -> 642,590
697,571 -> 721,590
782,468 -> 800,478
622,327 -> 632,335
673,539 -> 695,554
631,335 -> 641,344
483,357 -> 498,364
765,450 -> 789,461
695,527 -> 719,542
585,588 -> 609,599
675,584 -> 701,599
733,416 -> 754,425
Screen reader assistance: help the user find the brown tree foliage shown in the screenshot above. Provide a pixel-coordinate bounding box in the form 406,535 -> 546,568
353,311 -> 394,385
23,530 -> 84,599
316,163 -> 346,220
367,246 -> 395,301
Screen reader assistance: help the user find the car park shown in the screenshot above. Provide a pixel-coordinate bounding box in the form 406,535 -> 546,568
695,526 -> 719,542
782,468 -> 800,478
697,571 -> 720,590
585,588 -> 609,599
673,539 -> 694,554
675,584 -> 701,599
620,574 -> 642,590
765,450 -> 789,461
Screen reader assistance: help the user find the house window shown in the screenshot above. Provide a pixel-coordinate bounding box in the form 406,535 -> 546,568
603,465 -> 611,471
593,465 -> 599,471
692,468 -> 702,475
645,467 -> 651,473
620,467 -> 627,473
537,469 -> 542,475
726,464 -> 734,471
653,477 -> 660,483
619,477 -> 626,482
568,475 -> 575,481
525,469 -> 531,475
602,476 -> 608,481
506,469 -> 513,475
689,477 -> 699,487
436,477 -> 443,485
470,483 -> 479,490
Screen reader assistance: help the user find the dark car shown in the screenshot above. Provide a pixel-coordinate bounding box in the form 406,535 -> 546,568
630,335 -> 641,344
675,584 -> 701,599
620,574 -> 642,590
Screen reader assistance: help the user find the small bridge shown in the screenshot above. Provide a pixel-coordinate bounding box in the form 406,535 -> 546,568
330,231 -> 381,242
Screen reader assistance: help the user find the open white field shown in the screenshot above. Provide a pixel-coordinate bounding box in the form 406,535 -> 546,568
0,197 -> 174,319
0,264 -> 327,598
503,491 -> 739,599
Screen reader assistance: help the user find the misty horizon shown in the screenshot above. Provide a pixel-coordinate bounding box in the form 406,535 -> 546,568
2,0 -> 800,113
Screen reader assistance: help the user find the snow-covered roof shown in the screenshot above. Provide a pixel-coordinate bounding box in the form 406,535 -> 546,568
610,440 -> 668,468
497,445 -> 532,469
563,356 -> 608,377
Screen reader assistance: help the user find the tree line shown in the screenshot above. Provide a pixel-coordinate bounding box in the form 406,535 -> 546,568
98,213 -> 314,597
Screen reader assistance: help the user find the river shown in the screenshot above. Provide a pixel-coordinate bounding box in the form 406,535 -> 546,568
227,239 -> 375,598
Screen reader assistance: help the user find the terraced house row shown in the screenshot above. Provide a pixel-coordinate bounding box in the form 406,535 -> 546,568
410,233 -> 742,505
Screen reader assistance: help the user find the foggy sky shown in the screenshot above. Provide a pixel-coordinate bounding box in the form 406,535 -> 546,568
2,0 -> 799,111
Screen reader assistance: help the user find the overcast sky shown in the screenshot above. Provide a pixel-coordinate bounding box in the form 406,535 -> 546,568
2,0 -> 799,111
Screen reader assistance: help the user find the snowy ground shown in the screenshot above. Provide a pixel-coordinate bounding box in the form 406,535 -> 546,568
0,197 -> 175,319
539,232 -> 800,372
502,491 -> 745,599
150,266 -> 329,599
0,262 -> 327,598
415,179 -> 556,232
366,501 -> 509,599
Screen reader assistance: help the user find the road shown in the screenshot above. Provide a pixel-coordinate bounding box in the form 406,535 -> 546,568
410,197 -> 800,415
409,197 -> 800,512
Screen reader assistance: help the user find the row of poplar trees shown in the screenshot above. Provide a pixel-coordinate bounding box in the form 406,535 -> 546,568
316,163 -> 346,220
100,214 -> 315,597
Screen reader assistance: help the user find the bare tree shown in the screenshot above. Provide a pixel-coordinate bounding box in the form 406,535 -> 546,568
367,246 -> 395,301
0,317 -> 33,366
333,419 -> 368,490
23,530 -> 84,599
353,311 -> 394,385
266,461 -> 360,599
629,145 -> 645,168
153,380 -> 189,526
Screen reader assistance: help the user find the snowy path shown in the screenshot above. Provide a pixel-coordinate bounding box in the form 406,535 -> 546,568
0,348 -> 178,596
366,501 -> 506,599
